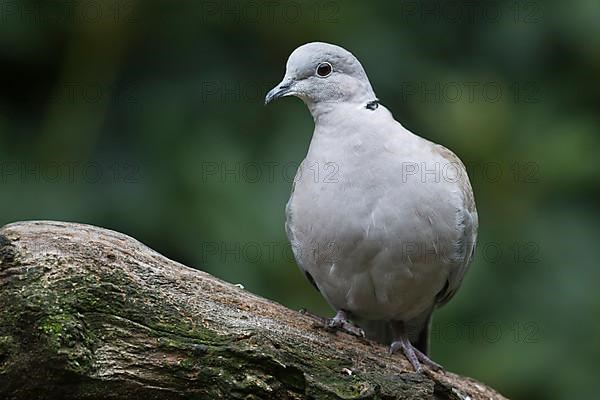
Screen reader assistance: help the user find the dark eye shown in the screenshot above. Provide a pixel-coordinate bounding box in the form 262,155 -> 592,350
316,62 -> 332,77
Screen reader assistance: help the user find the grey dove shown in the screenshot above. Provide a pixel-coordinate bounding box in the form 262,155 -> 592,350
265,42 -> 478,372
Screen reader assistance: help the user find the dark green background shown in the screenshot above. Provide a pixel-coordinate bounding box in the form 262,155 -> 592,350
1,0 -> 599,398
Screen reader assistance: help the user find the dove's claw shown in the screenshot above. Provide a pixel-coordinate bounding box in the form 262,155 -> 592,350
390,337 -> 423,373
326,311 -> 366,337
301,309 -> 365,338
389,322 -> 443,373
413,346 -> 443,371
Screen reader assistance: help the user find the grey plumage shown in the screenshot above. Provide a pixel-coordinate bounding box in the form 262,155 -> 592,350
266,42 -> 478,370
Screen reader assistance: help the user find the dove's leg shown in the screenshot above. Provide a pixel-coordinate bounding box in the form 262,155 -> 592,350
326,310 -> 365,337
389,321 -> 443,373
301,309 -> 365,338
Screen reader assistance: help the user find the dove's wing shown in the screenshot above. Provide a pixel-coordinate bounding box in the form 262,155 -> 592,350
431,145 -> 479,307
284,159 -> 321,292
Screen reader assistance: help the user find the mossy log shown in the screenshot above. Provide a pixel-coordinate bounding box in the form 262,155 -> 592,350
0,221 -> 507,400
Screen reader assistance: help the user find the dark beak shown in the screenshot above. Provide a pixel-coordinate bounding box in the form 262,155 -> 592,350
265,81 -> 294,105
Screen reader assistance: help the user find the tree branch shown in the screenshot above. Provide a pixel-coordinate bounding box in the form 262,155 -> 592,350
0,221 -> 506,400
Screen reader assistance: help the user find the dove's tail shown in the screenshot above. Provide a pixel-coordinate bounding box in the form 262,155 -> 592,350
355,311 -> 433,355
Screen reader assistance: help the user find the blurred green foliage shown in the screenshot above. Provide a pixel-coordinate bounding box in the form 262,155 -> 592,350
1,0 -> 599,398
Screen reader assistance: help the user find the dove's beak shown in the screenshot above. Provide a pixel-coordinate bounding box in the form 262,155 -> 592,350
265,79 -> 295,105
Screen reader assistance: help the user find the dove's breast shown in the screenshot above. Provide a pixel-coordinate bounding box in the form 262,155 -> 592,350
286,110 -> 476,321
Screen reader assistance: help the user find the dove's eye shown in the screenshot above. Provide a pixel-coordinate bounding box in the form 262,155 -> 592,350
316,62 -> 332,77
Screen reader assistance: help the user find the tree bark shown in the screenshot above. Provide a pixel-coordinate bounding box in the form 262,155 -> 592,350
0,221 -> 507,400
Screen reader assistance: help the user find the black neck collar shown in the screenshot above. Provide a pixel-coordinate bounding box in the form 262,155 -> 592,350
365,99 -> 380,110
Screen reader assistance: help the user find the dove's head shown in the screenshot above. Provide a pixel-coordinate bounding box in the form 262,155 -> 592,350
265,42 -> 377,114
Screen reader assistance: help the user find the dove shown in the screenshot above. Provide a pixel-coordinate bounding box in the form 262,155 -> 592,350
265,42 -> 478,372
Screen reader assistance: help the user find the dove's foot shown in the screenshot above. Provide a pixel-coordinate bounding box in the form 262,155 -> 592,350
389,337 -> 443,373
326,310 -> 366,337
301,309 -> 365,338
389,321 -> 443,373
